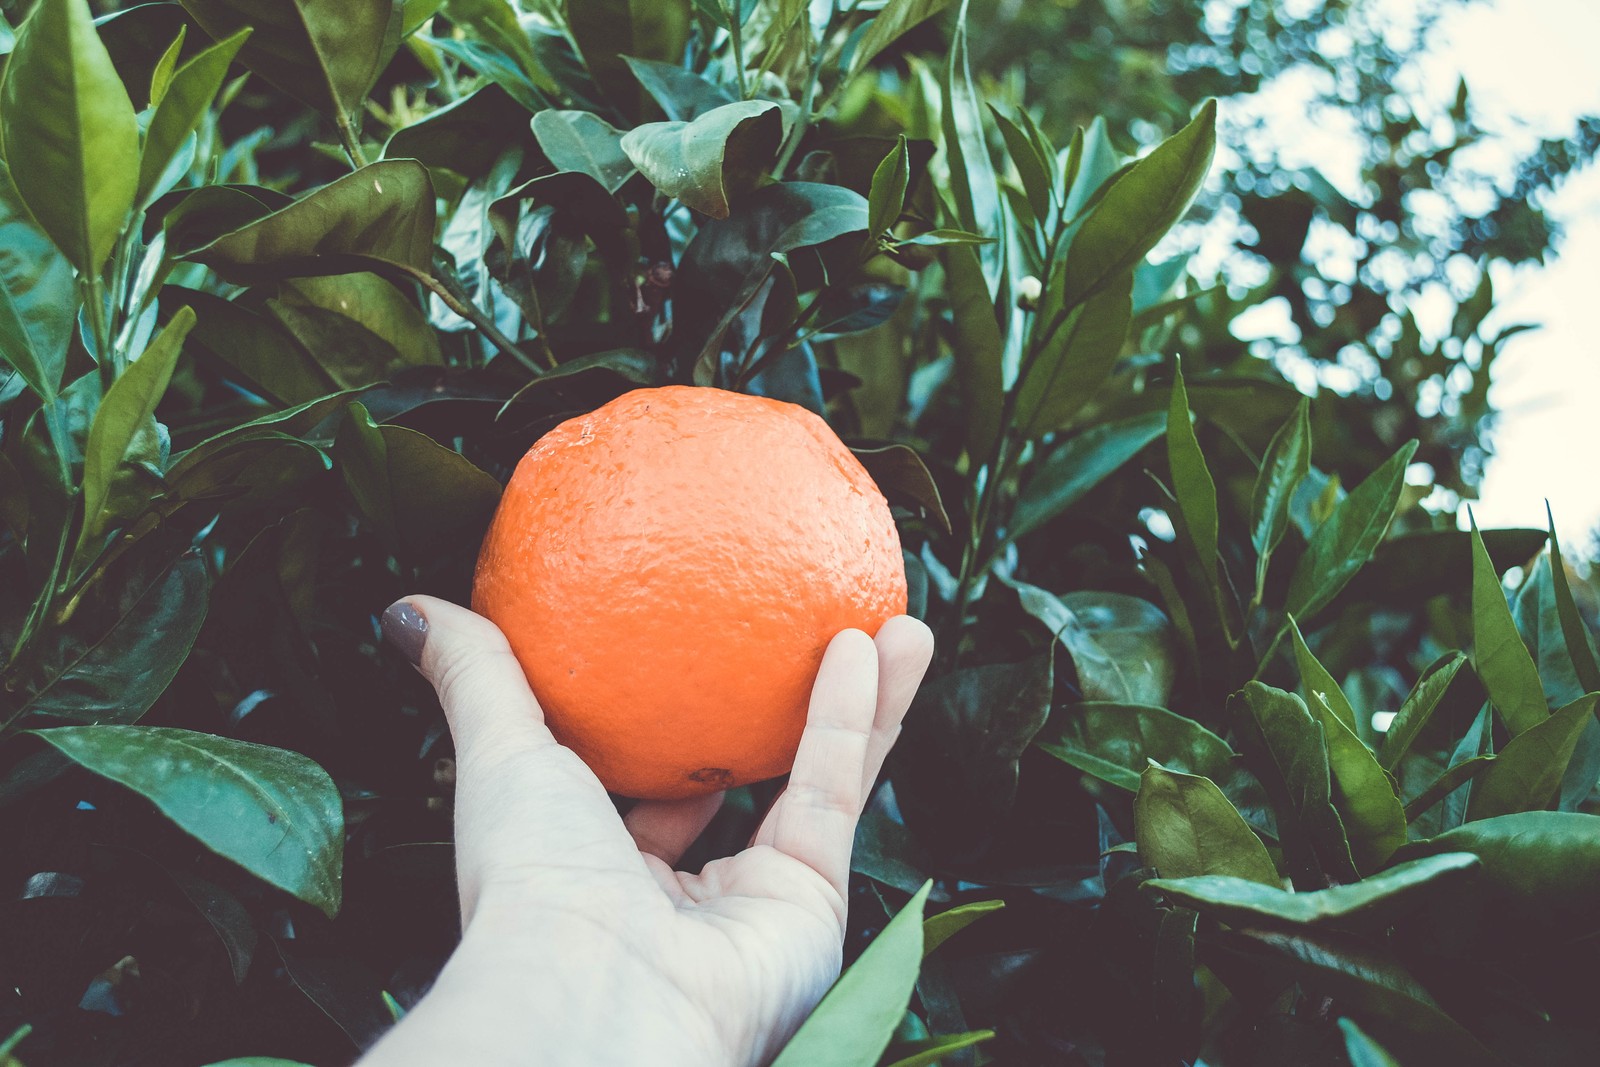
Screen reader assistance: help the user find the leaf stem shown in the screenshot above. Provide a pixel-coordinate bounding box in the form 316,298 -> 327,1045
336,110 -> 370,169
727,5 -> 749,99
415,269 -> 550,373
83,274 -> 115,395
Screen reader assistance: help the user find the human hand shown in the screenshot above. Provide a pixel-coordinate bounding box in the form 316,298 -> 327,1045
359,596 -> 934,1067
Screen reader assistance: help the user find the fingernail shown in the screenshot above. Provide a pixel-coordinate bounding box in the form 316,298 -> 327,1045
382,601 -> 428,665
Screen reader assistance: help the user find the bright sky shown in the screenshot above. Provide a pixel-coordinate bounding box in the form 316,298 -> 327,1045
1432,0 -> 1600,552
1206,0 -> 1600,553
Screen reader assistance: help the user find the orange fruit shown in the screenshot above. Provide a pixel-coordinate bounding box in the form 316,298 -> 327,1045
472,385 -> 907,799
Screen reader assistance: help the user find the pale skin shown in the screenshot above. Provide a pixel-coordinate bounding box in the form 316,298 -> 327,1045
359,596 -> 935,1067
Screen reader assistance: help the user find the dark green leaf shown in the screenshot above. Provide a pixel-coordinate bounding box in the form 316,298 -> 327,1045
891,653 -> 1053,865
1546,506 -> 1600,693
268,273 -> 443,382
199,1060 -> 315,1067
1340,1019 -> 1402,1067
1233,928 -> 1502,1066
923,899 -> 1002,956
1011,582 -> 1175,705
1402,753 -> 1492,823
1286,440 -> 1417,621
882,1030 -> 996,1067
1471,516 -> 1547,736
770,882 -> 932,1067
178,159 -> 436,281
1165,357 -> 1222,613
170,286 -> 333,405
179,0 -> 401,119
620,100 -> 782,219
0,161 -> 78,401
1341,527 -> 1547,609
848,0 -> 952,77
1134,763 -> 1278,884
33,726 -> 343,916
531,109 -> 635,193
1466,694 -> 1596,820
3,552 -> 207,728
940,1 -> 1002,282
1232,681 -> 1357,886
1015,269 -> 1132,439
335,401 -> 500,561
1395,811 -> 1600,937
1061,100 -> 1215,308
137,28 -> 250,207
1515,554 -> 1588,710
443,0 -> 556,95
168,391 -> 354,472
381,83 -> 531,178
868,134 -> 910,240
620,56 -> 735,122
1379,652 -> 1469,771
990,104 -> 1053,228
940,242 -> 1003,460
1035,701 -> 1235,792
76,307 -> 196,557
1150,852 -> 1477,930
1010,412 -> 1165,543
168,870 -> 256,984
894,228 -> 994,248
1251,397 -> 1310,602
850,443 -> 950,535
0,0 -> 140,276
568,0 -> 689,119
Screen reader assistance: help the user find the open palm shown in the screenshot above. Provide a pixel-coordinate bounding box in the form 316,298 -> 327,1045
361,596 -> 933,1067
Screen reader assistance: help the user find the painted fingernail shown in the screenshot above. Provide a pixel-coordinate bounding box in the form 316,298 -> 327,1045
382,601 -> 428,665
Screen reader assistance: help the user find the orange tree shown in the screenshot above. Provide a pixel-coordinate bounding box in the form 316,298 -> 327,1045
0,0 -> 1596,1064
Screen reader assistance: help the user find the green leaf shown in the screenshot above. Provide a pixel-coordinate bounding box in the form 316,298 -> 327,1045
1286,440 -> 1417,621
770,882 -> 932,1067
1379,652 -> 1468,771
620,100 -> 782,219
1014,269 -> 1133,439
923,899 -> 1002,957
1034,701 -> 1236,793
1149,852 -> 1478,930
848,0 -> 952,78
0,0 -> 140,276
850,444 -> 951,536
620,56 -> 735,122
1401,753 -> 1492,823
1546,506 -> 1600,693
1010,412 -> 1165,543
1470,516 -> 1547,736
868,134 -> 910,241
1061,100 -> 1215,308
2,552 -> 208,729
179,0 -> 401,120
1466,694 -> 1596,820
199,1060 -> 315,1067
1395,810 -> 1600,936
381,83 -> 530,178
148,25 -> 185,107
1135,763 -> 1278,884
531,109 -> 635,193
990,104 -> 1053,228
137,28 -> 252,207
1340,1019 -> 1402,1067
169,287 -> 332,406
443,0 -> 557,95
882,1030 -> 996,1067
1251,397 -> 1311,602
1343,527 -> 1547,609
1011,582 -> 1175,705
267,273 -> 443,383
1306,690 -> 1406,875
32,726 -> 343,917
1232,681 -> 1357,886
76,307 -> 196,558
335,402 -> 501,561
1288,616 -> 1357,734
0,161 -> 77,402
178,159 -> 436,282
1165,357 -> 1222,614
894,228 -> 994,248
940,242 -> 1003,460
940,0 -> 1001,282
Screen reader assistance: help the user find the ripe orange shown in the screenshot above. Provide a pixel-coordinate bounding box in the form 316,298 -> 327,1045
471,385 -> 907,799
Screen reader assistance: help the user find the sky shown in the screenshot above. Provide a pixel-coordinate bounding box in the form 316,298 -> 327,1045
1207,0 -> 1600,552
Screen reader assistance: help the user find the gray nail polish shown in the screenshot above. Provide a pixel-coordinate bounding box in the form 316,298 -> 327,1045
382,601 -> 428,665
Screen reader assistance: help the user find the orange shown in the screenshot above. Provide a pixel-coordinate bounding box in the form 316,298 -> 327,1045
471,385 -> 907,799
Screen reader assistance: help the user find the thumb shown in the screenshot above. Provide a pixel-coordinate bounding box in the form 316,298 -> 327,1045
382,596 -> 554,771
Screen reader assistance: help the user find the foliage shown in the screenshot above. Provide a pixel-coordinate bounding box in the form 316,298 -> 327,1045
0,0 -> 1596,1064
